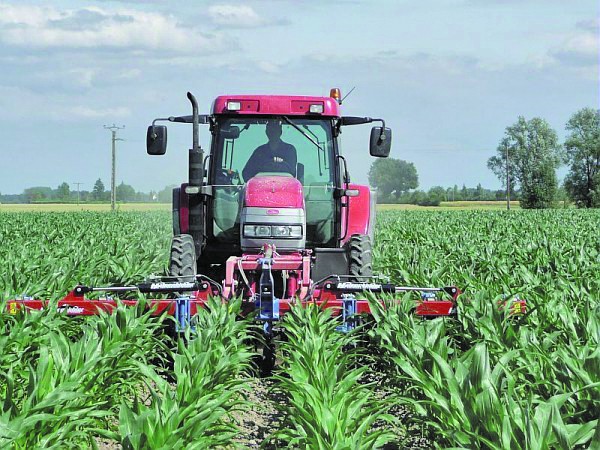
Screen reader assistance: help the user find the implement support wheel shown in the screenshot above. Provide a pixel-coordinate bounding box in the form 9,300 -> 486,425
347,234 -> 373,281
169,234 -> 197,281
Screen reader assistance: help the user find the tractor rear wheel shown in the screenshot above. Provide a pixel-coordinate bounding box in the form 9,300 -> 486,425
169,234 -> 197,281
347,234 -> 373,281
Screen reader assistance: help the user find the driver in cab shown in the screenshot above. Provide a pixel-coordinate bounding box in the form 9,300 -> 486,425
242,120 -> 297,181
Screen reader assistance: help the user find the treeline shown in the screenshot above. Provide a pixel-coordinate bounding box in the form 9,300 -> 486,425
369,107 -> 599,208
367,159 -> 515,206
392,184 -> 524,207
0,179 -> 177,204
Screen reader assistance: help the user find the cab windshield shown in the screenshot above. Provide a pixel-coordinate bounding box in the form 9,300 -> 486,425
210,117 -> 337,247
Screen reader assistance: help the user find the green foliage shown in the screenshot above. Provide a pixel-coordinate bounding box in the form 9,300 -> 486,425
371,209 -> 600,448
158,185 -> 177,203
0,300 -> 169,448
564,108 -> 600,208
55,182 -> 70,201
23,186 -> 54,203
106,298 -> 255,449
0,296 -> 254,448
274,303 -> 395,449
1,209 -> 598,447
368,158 -> 418,202
488,116 -> 564,209
0,211 -> 171,300
116,182 -> 137,202
92,178 -> 107,201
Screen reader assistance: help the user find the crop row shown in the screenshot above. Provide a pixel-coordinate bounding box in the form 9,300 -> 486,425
0,297 -> 256,448
0,212 -> 171,299
0,209 -> 598,447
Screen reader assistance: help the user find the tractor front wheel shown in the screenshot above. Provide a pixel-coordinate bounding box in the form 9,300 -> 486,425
347,234 -> 373,281
169,234 -> 197,281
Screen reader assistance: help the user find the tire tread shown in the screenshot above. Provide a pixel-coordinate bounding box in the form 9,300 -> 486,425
347,234 -> 373,280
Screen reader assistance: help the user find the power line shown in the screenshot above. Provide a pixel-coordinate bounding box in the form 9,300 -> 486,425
72,182 -> 83,206
103,124 -> 125,211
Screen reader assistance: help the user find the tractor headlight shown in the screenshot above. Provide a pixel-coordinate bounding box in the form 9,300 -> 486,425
244,225 -> 271,238
309,103 -> 324,114
272,225 -> 302,238
243,225 -> 302,238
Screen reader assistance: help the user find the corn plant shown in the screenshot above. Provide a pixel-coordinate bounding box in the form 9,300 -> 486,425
273,303 -> 395,449
0,211 -> 171,300
1,208 -> 599,447
101,297 -> 256,449
369,296 -> 600,449
0,299 -> 168,448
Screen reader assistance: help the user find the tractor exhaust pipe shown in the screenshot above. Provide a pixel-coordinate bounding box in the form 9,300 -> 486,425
187,92 -> 205,253
187,92 -> 200,157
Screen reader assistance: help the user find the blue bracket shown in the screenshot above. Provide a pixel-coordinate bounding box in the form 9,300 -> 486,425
257,257 -> 280,336
336,294 -> 357,333
175,296 -> 194,332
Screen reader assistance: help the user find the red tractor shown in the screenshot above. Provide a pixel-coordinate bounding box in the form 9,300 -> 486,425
145,90 -> 460,328
150,91 -> 389,298
8,90 -> 470,339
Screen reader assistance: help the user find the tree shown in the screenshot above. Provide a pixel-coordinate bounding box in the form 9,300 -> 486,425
368,158 -> 418,203
460,184 -> 468,201
158,185 -> 177,203
563,108 -> 600,208
56,182 -> 70,201
475,183 -> 484,201
488,116 -> 563,209
23,187 -> 53,203
426,186 -> 446,206
92,178 -> 105,201
116,182 -> 136,202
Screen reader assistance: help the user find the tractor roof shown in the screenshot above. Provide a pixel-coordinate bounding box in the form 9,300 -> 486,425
212,95 -> 341,117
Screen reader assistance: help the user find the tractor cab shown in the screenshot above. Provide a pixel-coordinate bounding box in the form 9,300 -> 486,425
210,114 -> 337,249
147,90 -> 391,282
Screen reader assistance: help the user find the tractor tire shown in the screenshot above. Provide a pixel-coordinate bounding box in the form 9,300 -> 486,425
347,234 -> 373,281
169,234 -> 197,281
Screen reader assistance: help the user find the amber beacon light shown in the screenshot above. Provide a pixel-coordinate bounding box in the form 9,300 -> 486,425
330,88 -> 341,104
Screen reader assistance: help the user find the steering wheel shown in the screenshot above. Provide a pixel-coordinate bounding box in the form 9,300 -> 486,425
270,157 -> 296,176
216,168 -> 240,185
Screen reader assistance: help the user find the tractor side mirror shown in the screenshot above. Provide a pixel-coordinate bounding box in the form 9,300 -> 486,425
369,127 -> 392,158
146,125 -> 167,155
296,162 -> 305,184
221,125 -> 240,139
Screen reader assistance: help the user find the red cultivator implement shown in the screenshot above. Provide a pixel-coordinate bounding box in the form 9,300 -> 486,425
7,248 -> 462,334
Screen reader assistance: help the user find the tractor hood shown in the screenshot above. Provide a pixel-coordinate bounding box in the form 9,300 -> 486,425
244,175 -> 304,209
241,174 -> 306,251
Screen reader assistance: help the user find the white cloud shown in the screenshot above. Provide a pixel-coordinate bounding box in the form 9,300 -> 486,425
576,18 -> 600,32
0,4 -> 56,26
69,106 -> 131,119
257,61 -> 281,74
68,68 -> 96,89
207,4 -> 266,28
0,3 -> 230,53
116,68 -> 142,80
550,19 -> 599,66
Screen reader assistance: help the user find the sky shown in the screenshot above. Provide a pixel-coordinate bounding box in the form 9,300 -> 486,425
0,0 -> 597,195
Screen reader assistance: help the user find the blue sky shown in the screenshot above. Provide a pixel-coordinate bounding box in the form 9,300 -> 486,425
0,0 -> 597,194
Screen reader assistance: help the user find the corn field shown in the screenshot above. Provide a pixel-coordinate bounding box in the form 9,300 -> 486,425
0,210 -> 599,448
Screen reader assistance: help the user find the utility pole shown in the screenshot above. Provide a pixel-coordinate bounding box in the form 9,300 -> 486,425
104,124 -> 125,211
505,143 -> 510,211
72,182 -> 83,206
